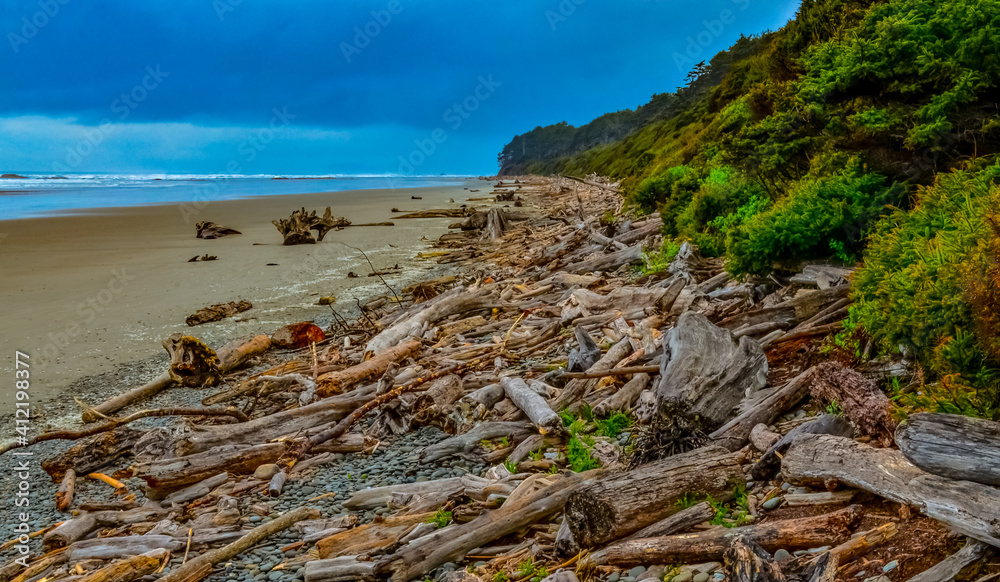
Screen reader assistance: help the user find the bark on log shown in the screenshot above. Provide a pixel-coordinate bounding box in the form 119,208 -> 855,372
589,505 -> 861,565
421,422 -> 536,463
782,434 -> 1000,546
896,413 -> 1000,486
76,548 -> 171,582
808,361 -> 896,444
56,469 -> 75,512
132,442 -> 287,494
564,445 -> 745,547
709,367 -> 813,451
905,539 -> 991,582
724,537 -> 787,582
158,506 -> 318,582
654,312 -> 768,429
500,377 -> 563,435
67,536 -> 184,561
749,414 -> 854,481
316,339 -> 421,396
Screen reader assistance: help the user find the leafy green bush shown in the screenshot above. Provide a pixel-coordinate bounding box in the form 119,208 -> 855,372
727,164 -> 900,276
853,162 -> 1000,416
427,509 -> 452,528
632,165 -> 702,221
641,239 -> 681,275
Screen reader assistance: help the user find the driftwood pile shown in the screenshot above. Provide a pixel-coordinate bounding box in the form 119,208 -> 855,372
2,175 -> 997,582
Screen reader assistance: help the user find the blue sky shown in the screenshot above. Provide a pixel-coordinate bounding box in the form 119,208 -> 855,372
0,0 -> 801,175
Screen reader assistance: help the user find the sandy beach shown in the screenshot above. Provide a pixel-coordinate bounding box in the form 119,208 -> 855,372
0,179 -> 480,406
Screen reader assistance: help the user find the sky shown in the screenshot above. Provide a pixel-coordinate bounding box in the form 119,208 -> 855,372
0,0 -> 801,176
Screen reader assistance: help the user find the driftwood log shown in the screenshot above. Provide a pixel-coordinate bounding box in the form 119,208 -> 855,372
564,445 -> 744,547
710,367 -> 813,451
896,412 -> 1000,486
807,361 -> 896,444
906,539 -> 992,582
421,422 -> 535,463
185,300 -> 253,327
500,377 -> 563,435
782,434 -> 1000,546
365,287 -> 496,356
317,339 -> 421,396
195,221 -> 241,239
589,505 -> 861,565
76,548 -> 171,582
724,537 -> 786,582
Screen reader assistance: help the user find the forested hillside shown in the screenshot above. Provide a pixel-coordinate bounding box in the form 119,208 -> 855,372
498,0 -> 1000,417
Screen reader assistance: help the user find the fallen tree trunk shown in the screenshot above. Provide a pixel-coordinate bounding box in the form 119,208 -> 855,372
82,335 -> 271,422
316,339 -> 421,396
365,288 -> 495,356
564,445 -> 745,547
158,506 -> 318,582
132,442 -> 287,493
421,422 -> 535,463
375,471 -> 595,582
44,513 -> 97,550
343,477 -> 465,510
565,244 -> 643,274
782,434 -> 1000,546
77,548 -> 171,582
593,372 -> 650,417
305,556 -> 375,582
896,412 -> 1000,486
807,361 -> 896,444
316,513 -> 431,559
42,428 -> 143,481
906,539 -> 992,582
67,535 -> 184,561
589,505 -> 861,565
709,367 -> 813,451
500,377 -> 563,435
622,501 -> 714,541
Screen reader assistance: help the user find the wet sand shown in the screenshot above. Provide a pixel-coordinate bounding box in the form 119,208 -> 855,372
0,180 -> 480,406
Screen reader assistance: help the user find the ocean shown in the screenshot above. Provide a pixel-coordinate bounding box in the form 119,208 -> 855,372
0,174 -> 466,220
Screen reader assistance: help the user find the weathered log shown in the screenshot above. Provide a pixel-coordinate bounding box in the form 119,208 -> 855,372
896,413 -> 1000,486
784,491 -> 856,506
375,471 -> 595,582
42,428 -> 143,481
82,334 -> 270,422
162,472 -> 229,505
782,434 -> 1000,546
719,285 -> 849,331
132,442 -> 287,494
566,244 -> 643,274
709,367 -> 813,451
593,372 -> 650,417
56,469 -> 75,512
654,311 -> 768,429
43,513 -> 98,551
500,377 -> 563,435
724,537 -> 786,582
316,513 -> 431,559
317,339 -> 421,396
551,337 -> 633,411
906,539 -> 992,582
554,515 -> 580,557
76,548 -> 171,582
622,501 -> 714,541
185,300 -> 253,327
480,208 -> 510,240
195,221 -> 241,239
421,422 -> 535,463
67,535 -> 184,561
344,477 -> 465,510
305,556 -> 375,582
749,414 -> 854,480
613,220 -> 660,246
365,287 -> 495,356
564,445 -> 745,547
808,361 -> 896,444
268,470 -> 287,497
158,506 -> 318,582
826,522 -> 897,566
589,505 -> 861,565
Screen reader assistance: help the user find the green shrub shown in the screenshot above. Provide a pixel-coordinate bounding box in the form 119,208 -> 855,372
641,239 -> 682,275
853,161 -> 1000,416
427,509 -> 452,528
727,164 -> 900,276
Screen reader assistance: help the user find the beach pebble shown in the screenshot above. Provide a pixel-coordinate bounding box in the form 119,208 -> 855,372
762,496 -> 784,510
627,566 -> 646,578
692,574 -> 709,582
773,549 -> 792,562
254,464 -> 281,480
882,560 -> 898,573
670,573 -> 693,582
